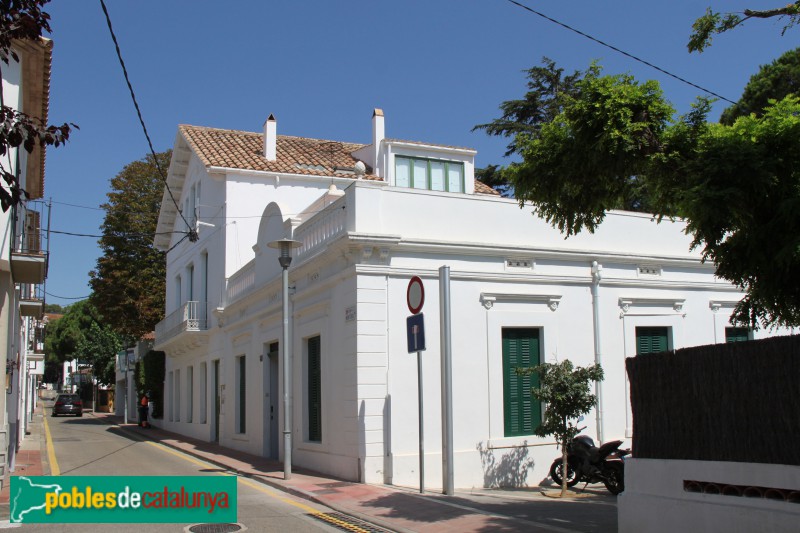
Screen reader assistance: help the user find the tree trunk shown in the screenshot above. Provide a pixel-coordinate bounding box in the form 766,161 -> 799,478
561,447 -> 569,497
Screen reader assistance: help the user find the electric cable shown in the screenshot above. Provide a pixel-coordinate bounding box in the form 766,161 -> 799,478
99,0 -> 198,242
505,0 -> 737,105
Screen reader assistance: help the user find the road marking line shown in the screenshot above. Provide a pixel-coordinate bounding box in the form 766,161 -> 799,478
42,413 -> 59,476
143,442 -> 349,522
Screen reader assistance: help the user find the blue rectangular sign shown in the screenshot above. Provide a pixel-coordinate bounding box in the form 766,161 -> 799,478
407,313 -> 426,353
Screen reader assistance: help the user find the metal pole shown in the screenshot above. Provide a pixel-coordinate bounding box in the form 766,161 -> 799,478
439,266 -> 454,495
417,350 -> 424,493
282,266 -> 292,480
591,262 -> 604,444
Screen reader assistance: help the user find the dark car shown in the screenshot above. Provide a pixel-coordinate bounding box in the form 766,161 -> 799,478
52,394 -> 82,417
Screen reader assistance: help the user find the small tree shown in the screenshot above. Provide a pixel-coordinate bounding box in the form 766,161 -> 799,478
521,360 -> 604,496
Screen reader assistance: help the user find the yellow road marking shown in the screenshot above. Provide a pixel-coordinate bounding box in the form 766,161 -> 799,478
42,413 -> 60,476
144,441 -> 367,528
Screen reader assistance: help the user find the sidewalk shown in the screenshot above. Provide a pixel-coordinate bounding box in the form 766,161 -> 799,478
1,403 -> 618,532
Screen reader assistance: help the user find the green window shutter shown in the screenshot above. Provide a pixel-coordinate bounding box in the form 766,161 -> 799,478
238,356 -> 246,433
725,327 -> 750,343
636,327 -> 669,354
308,336 -> 322,442
502,328 -> 541,437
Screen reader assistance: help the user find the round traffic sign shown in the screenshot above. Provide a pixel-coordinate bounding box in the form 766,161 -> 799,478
407,276 -> 425,314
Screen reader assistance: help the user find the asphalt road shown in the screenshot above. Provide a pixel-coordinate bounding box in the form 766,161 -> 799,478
17,398 -> 347,533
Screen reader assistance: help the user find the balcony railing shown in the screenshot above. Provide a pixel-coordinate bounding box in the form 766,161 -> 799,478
11,208 -> 48,284
294,195 -> 348,261
224,260 -> 255,307
154,301 -> 208,346
18,283 -> 43,318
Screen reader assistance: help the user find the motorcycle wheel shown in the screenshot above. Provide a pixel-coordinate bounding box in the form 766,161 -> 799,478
603,461 -> 625,495
549,458 -> 580,488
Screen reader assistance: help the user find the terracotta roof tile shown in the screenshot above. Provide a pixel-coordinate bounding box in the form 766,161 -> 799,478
474,179 -> 500,196
179,125 -> 381,180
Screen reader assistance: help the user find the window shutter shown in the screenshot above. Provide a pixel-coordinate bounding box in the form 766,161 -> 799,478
308,336 -> 322,442
725,327 -> 750,343
636,327 -> 669,354
502,328 -> 540,437
238,356 -> 246,433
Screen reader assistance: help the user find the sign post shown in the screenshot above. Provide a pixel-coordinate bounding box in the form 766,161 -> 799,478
406,276 -> 426,494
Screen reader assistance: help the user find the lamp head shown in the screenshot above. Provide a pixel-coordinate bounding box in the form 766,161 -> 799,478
267,238 -> 302,269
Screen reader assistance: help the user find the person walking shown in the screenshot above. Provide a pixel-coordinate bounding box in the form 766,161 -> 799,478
139,392 -> 149,428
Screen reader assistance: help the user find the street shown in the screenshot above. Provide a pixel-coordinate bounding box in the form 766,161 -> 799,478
15,396 -> 354,533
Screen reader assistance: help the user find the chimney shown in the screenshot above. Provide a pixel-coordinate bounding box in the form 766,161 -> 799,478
264,114 -> 277,161
372,108 -> 385,149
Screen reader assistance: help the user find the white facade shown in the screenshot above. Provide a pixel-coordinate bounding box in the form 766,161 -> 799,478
155,111 -> 792,489
0,38 -> 52,483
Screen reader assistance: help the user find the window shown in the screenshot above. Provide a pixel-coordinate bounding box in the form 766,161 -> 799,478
167,371 -> 173,422
502,328 -> 541,437
174,369 -> 181,422
308,336 -> 322,442
726,327 -> 750,343
187,264 -> 195,302
199,362 -> 207,424
394,156 -> 464,193
186,366 -> 193,423
236,355 -> 246,434
636,327 -> 670,354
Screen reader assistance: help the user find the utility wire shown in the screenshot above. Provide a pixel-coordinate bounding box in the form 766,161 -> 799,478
99,0 -> 198,242
505,0 -> 737,105
45,291 -> 89,301
49,229 -> 187,239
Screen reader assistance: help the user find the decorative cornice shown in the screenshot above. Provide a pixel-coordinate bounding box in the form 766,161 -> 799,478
619,297 -> 686,316
709,299 -> 740,313
480,292 -> 561,312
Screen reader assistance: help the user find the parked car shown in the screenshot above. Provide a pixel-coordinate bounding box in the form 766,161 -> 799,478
52,394 -> 83,417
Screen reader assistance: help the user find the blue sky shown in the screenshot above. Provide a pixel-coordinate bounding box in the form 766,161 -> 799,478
41,0 -> 799,306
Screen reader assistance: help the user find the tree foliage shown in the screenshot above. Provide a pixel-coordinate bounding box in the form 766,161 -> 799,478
89,151 -> 169,338
521,360 -> 603,496
498,58 -> 800,328
44,300 -> 126,385
0,0 -> 74,211
720,47 -> 800,124
689,3 -> 800,52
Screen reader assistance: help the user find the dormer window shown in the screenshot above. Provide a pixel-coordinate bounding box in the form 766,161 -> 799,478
395,156 -> 464,193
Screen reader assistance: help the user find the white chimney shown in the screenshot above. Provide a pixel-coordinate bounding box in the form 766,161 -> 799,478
372,108 -> 385,148
264,114 -> 277,161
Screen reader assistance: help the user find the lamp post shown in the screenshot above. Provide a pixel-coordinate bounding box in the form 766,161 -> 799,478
267,238 -> 302,480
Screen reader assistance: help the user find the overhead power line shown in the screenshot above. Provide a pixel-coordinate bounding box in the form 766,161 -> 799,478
505,0 -> 737,105
99,0 -> 198,243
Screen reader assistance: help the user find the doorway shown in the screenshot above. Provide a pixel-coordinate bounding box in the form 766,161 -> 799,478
213,359 -> 220,443
263,342 -> 279,460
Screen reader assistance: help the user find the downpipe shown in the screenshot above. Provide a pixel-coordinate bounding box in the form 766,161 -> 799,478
591,261 -> 604,444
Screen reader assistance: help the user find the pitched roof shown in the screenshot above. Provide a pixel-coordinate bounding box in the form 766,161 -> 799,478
179,125 -> 381,180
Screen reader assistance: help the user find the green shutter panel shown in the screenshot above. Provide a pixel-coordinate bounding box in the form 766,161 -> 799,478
502,328 -> 540,437
636,327 -> 669,354
308,336 -> 322,442
239,356 -> 246,433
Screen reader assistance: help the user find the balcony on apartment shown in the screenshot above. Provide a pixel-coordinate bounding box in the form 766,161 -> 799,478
11,208 -> 48,285
154,301 -> 209,353
19,282 -> 44,319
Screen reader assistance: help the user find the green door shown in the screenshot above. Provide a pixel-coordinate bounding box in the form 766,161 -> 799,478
502,328 -> 541,437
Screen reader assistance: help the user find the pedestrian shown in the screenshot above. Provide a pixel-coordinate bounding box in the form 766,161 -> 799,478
139,392 -> 149,428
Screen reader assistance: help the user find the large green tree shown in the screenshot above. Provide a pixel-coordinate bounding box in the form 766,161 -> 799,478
690,3 -> 800,52
44,300 -> 125,385
89,151 -> 169,338
497,61 -> 800,328
720,47 -> 800,124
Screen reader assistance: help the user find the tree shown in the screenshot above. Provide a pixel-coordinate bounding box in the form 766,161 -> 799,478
0,0 -> 74,211
520,360 -> 604,497
475,164 -> 513,197
720,47 -> 800,124
499,60 -> 800,328
689,3 -> 800,52
89,151 -> 170,338
473,58 -> 582,157
44,300 -> 126,386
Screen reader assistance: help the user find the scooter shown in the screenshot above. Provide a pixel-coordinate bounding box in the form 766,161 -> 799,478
549,429 -> 630,495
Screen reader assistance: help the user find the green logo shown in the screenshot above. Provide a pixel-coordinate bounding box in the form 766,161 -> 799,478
10,476 -> 237,523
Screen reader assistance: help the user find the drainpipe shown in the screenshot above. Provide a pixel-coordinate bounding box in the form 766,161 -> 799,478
591,261 -> 604,444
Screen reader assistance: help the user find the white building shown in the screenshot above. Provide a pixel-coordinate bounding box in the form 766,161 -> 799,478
0,37 -> 52,482
154,109 -> 789,489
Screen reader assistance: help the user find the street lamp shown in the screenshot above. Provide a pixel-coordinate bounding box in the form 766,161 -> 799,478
267,238 -> 302,480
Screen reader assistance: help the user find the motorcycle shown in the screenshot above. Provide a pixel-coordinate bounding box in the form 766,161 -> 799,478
549,429 -> 630,495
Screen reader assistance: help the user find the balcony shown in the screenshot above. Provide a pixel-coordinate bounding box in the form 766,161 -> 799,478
154,301 -> 209,354
11,209 -> 48,284
18,283 -> 43,319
